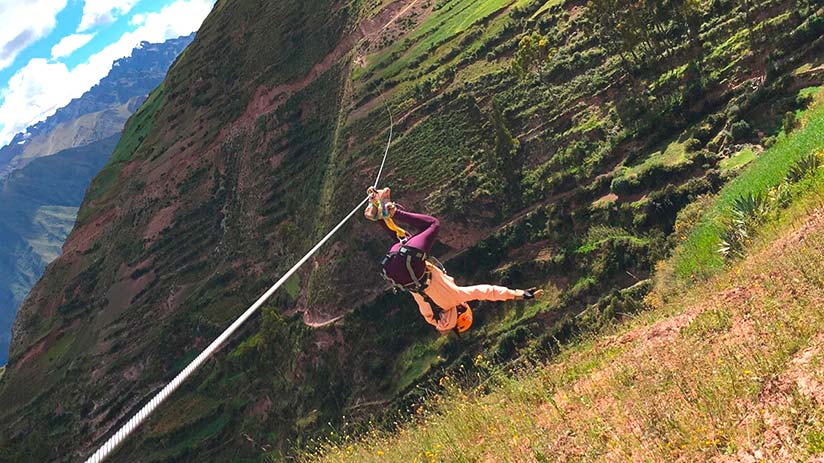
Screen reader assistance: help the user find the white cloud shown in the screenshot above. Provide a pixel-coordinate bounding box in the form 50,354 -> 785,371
78,0 -> 140,32
130,13 -> 146,27
0,0 -> 215,146
0,0 -> 69,71
50,33 -> 96,60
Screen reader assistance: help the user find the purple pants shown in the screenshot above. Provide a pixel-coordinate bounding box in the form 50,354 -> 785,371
380,209 -> 439,286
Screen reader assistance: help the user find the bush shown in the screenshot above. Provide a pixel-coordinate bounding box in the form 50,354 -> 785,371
783,111 -> 797,134
786,152 -> 822,183
692,124 -> 714,143
730,120 -> 754,141
684,138 -> 703,152
718,192 -> 768,258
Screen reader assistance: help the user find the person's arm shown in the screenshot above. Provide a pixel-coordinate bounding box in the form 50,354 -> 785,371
412,293 -> 456,332
455,284 -> 522,304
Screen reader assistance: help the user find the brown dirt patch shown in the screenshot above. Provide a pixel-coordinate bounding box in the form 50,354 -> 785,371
15,332 -> 56,368
143,204 -> 178,245
62,206 -> 119,256
357,0 -> 434,63
15,319 -> 81,368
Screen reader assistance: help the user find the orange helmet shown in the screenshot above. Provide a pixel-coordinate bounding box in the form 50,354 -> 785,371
455,303 -> 473,333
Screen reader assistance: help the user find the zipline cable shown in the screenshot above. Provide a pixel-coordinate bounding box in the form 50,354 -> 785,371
373,93 -> 393,188
84,100 -> 395,463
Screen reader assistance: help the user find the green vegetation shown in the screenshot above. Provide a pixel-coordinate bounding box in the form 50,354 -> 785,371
668,99 -> 824,282
390,337 -> 448,396
83,86 -> 165,208
3,0 -> 824,461
303,111 -> 824,463
719,147 -> 756,173
623,139 -> 689,177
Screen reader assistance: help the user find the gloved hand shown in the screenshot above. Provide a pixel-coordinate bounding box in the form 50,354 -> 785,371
518,287 -> 544,300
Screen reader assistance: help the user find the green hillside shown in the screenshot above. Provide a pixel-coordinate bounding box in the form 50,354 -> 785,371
303,97 -> 824,463
0,0 -> 822,461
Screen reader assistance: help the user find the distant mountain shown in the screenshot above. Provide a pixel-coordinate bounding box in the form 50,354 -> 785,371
0,33 -> 194,364
0,136 -> 119,363
0,34 -> 195,181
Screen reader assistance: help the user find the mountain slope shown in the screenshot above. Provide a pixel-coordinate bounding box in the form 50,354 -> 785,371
0,35 -> 195,180
0,135 -> 119,364
0,35 -> 194,364
0,0 -> 822,462
303,97 -> 824,462
307,187 -> 824,463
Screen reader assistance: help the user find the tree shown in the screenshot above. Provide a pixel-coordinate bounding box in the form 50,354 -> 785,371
512,33 -> 550,78
487,98 -> 522,211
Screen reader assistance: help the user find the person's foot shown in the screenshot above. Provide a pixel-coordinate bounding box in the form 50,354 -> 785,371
520,287 -> 543,300
365,187 -> 396,220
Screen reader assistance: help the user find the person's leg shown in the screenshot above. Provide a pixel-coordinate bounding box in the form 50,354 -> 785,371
393,209 -> 439,254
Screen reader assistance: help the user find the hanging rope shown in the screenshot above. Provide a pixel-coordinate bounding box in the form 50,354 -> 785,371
84,98 -> 395,463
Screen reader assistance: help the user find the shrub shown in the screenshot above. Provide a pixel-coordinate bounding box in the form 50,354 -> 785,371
783,111 -> 797,134
692,124 -> 714,143
684,138 -> 703,152
718,192 -> 768,258
730,120 -> 754,141
786,152 -> 822,183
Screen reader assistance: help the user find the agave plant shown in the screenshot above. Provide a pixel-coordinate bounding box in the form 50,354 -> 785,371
731,191 -> 768,223
786,152 -> 822,183
718,192 -> 767,259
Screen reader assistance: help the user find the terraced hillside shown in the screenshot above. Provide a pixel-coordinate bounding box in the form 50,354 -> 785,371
0,35 -> 194,365
304,91 -> 824,462
0,0 -> 822,461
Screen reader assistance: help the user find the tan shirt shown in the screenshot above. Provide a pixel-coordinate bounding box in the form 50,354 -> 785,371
411,262 -> 521,331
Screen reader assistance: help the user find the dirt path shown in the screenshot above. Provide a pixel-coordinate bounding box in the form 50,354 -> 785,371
303,313 -> 345,328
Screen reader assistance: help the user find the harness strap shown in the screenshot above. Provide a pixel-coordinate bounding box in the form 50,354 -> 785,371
381,246 -> 446,321
405,254 -> 423,290
383,217 -> 407,240
420,291 -> 443,322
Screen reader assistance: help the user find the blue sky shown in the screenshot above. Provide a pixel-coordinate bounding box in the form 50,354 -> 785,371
0,0 -> 215,146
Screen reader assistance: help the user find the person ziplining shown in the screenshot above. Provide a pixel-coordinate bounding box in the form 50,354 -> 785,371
365,187 -> 543,333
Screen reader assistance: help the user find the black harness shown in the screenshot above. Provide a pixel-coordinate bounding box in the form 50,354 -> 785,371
381,245 -> 446,321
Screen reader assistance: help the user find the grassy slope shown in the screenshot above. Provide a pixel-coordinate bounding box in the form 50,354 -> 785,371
303,113 -> 824,463
669,93 -> 824,283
